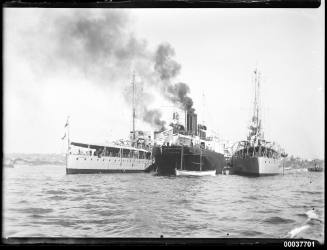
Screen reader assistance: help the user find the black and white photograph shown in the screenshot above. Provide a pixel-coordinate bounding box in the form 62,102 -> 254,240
2,1 -> 324,245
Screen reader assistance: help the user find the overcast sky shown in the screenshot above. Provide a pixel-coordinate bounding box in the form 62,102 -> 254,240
3,6 -> 324,159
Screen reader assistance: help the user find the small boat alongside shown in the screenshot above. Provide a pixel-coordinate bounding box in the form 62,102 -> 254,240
3,159 -> 14,168
175,169 -> 216,176
222,166 -> 231,175
308,165 -> 323,172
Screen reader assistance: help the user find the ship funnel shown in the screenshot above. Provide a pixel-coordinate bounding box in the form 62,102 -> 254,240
186,109 -> 197,135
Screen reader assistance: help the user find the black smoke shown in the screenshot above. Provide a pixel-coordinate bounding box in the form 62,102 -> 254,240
25,10 -> 194,129
154,43 -> 181,81
142,108 -> 166,131
166,82 -> 194,111
51,10 -> 149,82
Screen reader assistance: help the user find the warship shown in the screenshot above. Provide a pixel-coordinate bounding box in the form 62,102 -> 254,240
231,69 -> 287,176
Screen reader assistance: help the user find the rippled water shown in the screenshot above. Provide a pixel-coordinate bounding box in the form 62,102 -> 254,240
3,165 -> 324,242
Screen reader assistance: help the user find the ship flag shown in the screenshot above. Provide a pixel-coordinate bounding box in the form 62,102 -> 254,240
61,133 -> 66,140
64,117 -> 69,128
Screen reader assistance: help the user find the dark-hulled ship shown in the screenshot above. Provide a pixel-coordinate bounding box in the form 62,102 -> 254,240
231,69 -> 287,176
307,161 -> 324,172
151,109 -> 226,176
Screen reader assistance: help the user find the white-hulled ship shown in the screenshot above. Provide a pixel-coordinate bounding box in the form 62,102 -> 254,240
231,69 -> 287,176
66,141 -> 153,174
65,73 -> 153,174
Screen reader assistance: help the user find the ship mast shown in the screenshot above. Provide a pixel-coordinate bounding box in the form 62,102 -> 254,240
132,71 -> 136,146
254,69 -> 259,129
249,69 -> 263,144
256,70 -> 262,140
201,92 -> 205,125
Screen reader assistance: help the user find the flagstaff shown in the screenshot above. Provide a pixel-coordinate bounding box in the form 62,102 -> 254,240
65,116 -> 70,153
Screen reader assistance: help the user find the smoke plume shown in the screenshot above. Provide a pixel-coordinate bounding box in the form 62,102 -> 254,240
154,43 -> 181,81
25,9 -> 194,129
142,108 -> 166,131
152,44 -> 193,111
166,82 -> 194,111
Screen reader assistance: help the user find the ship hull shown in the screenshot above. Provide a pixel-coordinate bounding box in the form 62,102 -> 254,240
307,167 -> 323,172
231,156 -> 281,176
4,164 -> 14,168
66,154 -> 152,174
151,146 -> 226,176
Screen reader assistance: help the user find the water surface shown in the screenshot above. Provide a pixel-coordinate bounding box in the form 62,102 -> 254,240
3,165 -> 324,242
